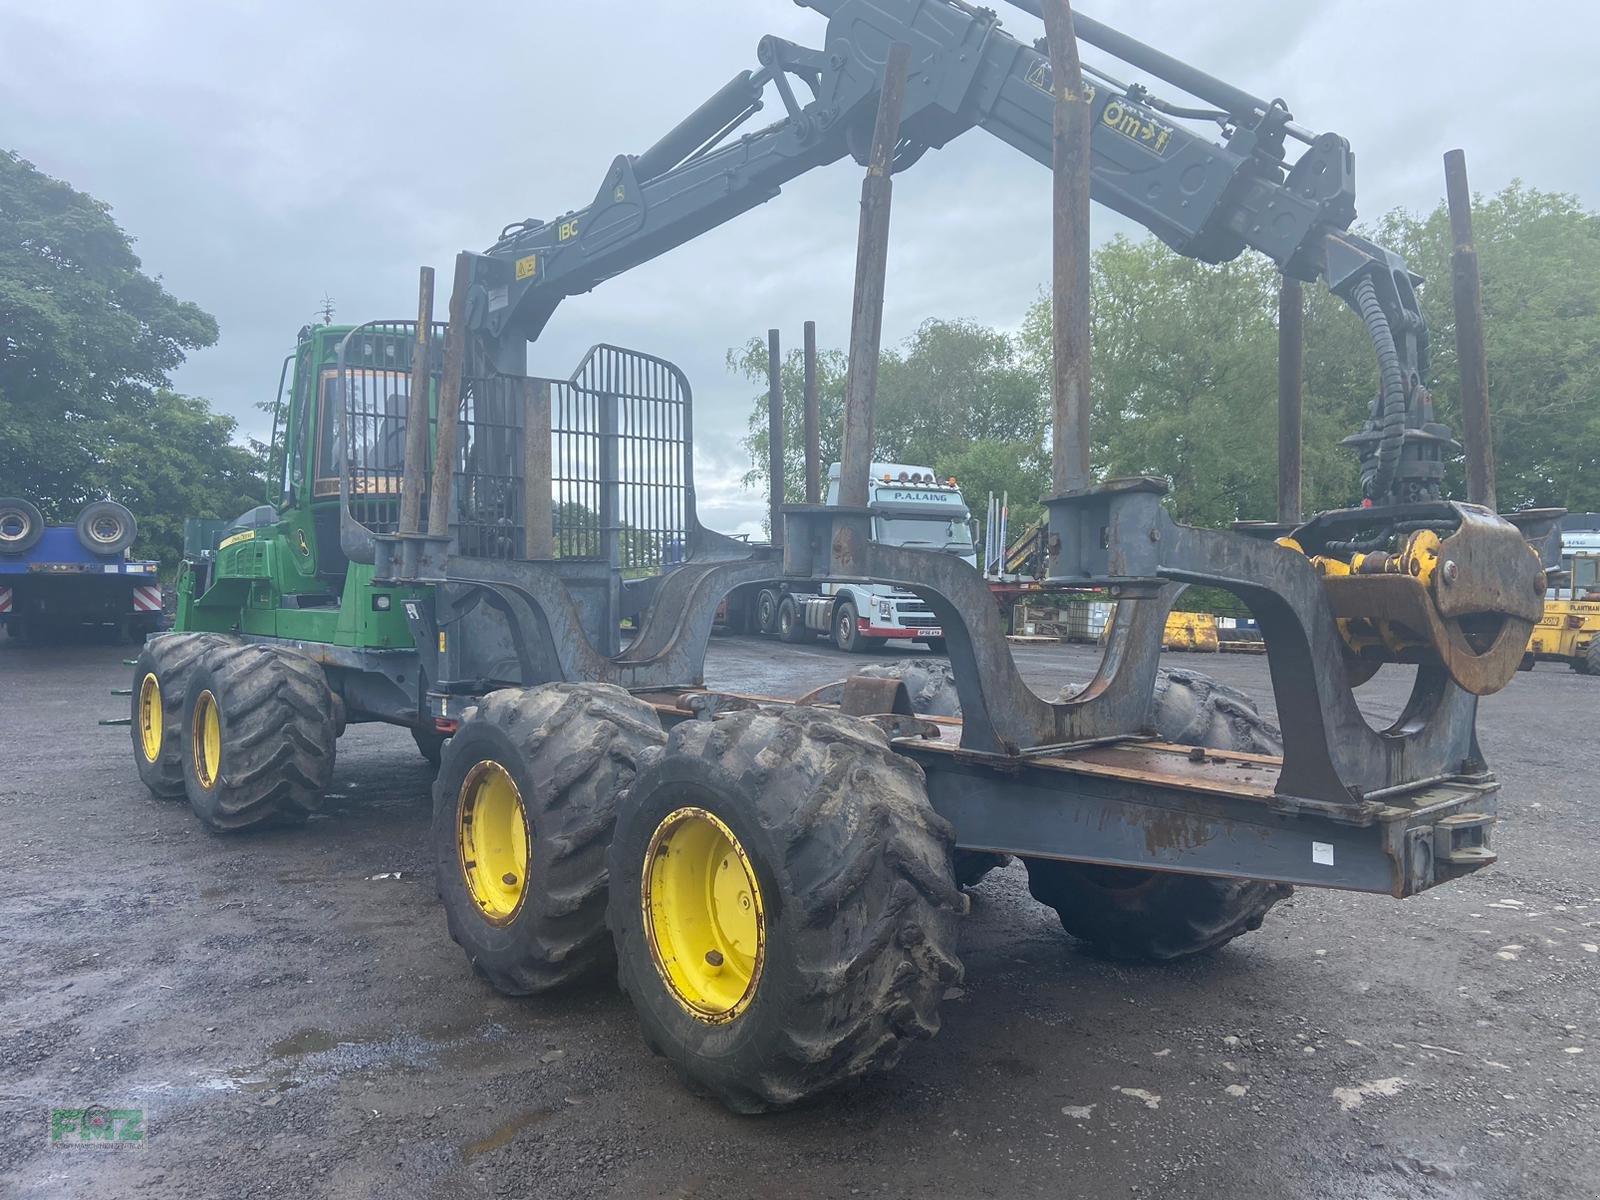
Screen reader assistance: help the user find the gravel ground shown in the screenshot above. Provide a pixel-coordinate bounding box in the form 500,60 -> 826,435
0,633 -> 1595,1199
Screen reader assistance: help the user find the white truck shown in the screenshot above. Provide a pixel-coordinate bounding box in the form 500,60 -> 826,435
726,462 -> 977,653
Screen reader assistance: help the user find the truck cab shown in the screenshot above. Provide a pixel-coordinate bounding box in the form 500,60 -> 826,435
731,462 -> 976,653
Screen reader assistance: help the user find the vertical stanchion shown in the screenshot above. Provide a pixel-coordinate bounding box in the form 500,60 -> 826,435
1043,0 -> 1093,495
1445,149 -> 1497,510
1277,277 -> 1304,524
803,320 -> 821,505
522,377 -> 553,560
399,266 -> 434,536
427,253 -> 473,540
767,328 -> 785,547
838,42 -> 912,510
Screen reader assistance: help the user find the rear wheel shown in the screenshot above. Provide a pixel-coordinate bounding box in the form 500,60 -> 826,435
131,633 -> 228,798
182,643 -> 337,831
607,706 -> 966,1113
777,597 -> 810,643
433,683 -> 664,994
755,589 -> 781,636
1026,668 -> 1292,961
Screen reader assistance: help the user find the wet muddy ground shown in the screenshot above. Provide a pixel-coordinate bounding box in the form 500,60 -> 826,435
0,634 -> 1595,1199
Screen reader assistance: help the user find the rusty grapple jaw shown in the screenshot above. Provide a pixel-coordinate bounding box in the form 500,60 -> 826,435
1286,503 -> 1559,696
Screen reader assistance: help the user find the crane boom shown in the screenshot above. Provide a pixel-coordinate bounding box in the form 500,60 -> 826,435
461,0 -> 1440,503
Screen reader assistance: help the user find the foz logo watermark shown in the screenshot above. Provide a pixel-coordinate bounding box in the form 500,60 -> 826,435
49,1105 -> 146,1147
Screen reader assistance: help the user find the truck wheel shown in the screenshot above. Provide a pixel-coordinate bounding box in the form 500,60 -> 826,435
607,706 -> 966,1113
777,597 -> 810,643
755,589 -> 781,636
75,500 -> 137,556
833,601 -> 869,653
433,683 -> 664,994
1585,638 -> 1600,677
182,643 -> 337,831
1026,668 -> 1292,961
412,726 -> 447,769
0,497 -> 44,555
131,633 -> 228,799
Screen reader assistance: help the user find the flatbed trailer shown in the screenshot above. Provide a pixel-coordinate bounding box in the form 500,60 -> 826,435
0,500 -> 161,642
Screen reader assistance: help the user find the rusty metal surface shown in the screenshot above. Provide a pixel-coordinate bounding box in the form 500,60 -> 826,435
1445,149 -> 1497,511
803,320 -> 821,505
1278,277 -> 1303,524
427,254 -> 472,540
399,266 -> 435,538
766,328 -> 785,549
838,41 -> 911,509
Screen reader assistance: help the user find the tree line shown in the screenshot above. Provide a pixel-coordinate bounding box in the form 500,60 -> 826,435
737,180 -> 1600,537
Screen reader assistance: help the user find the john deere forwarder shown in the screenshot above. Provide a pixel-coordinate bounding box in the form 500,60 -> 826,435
130,0 -> 1561,1112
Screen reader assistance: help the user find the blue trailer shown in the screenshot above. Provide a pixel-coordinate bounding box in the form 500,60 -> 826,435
0,497 -> 163,643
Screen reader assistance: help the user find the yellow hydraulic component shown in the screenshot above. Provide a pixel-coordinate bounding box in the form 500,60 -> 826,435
642,806 -> 765,1024
457,761 -> 529,923
1287,514 -> 1545,695
138,673 -> 162,764
1163,611 -> 1219,652
192,689 -> 221,790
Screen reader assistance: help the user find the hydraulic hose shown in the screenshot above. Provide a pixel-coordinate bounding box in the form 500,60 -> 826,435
1352,276 -> 1407,503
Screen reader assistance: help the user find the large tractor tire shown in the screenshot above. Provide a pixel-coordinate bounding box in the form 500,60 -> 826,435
433,683 -> 665,995
182,642 -> 337,831
607,706 -> 966,1113
1026,668 -> 1292,961
1584,638 -> 1600,677
131,632 -> 229,798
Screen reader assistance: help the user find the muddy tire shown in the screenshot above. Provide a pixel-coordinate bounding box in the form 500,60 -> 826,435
131,633 -> 229,798
182,642 -> 337,831
855,660 -> 1004,888
433,684 -> 665,995
607,706 -> 966,1113
1027,667 -> 1291,961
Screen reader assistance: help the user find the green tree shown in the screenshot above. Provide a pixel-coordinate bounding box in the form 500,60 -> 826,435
0,149 -> 257,565
87,391 -> 262,566
730,339 -> 848,508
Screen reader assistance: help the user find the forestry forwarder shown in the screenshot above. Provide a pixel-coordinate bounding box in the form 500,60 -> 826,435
129,0 -> 1562,1111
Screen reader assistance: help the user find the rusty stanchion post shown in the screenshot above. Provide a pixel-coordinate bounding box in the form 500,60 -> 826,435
803,320 -> 821,504
427,253 -> 473,540
1043,0 -> 1093,495
838,42 -> 912,510
399,266 -> 434,536
1278,277 -> 1304,524
1445,149 -> 1496,511
767,328 -> 785,547
521,377 -> 553,560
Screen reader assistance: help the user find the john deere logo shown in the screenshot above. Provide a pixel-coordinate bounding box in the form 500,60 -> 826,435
296,529 -> 311,556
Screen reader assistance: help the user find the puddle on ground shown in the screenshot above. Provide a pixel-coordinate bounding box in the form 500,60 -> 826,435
462,1109 -> 556,1161
269,1028 -> 339,1058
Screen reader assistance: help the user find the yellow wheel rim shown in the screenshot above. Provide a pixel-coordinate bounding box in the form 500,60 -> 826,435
457,761 -> 529,924
138,673 -> 162,764
192,689 -> 221,790
642,807 -> 765,1023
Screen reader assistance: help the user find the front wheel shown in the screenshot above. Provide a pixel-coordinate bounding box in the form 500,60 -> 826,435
1585,638 -> 1600,677
607,707 -> 966,1113
131,633 -> 228,798
182,643 -> 336,831
777,597 -> 811,644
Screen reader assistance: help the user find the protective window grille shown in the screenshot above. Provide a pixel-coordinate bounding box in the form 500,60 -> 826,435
335,322 -> 443,535
339,331 -> 692,570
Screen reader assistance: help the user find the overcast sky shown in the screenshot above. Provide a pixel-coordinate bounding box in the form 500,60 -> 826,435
5,1 -> 1598,535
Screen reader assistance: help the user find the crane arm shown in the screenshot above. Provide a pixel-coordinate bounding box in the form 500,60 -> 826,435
465,0 -> 1434,501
